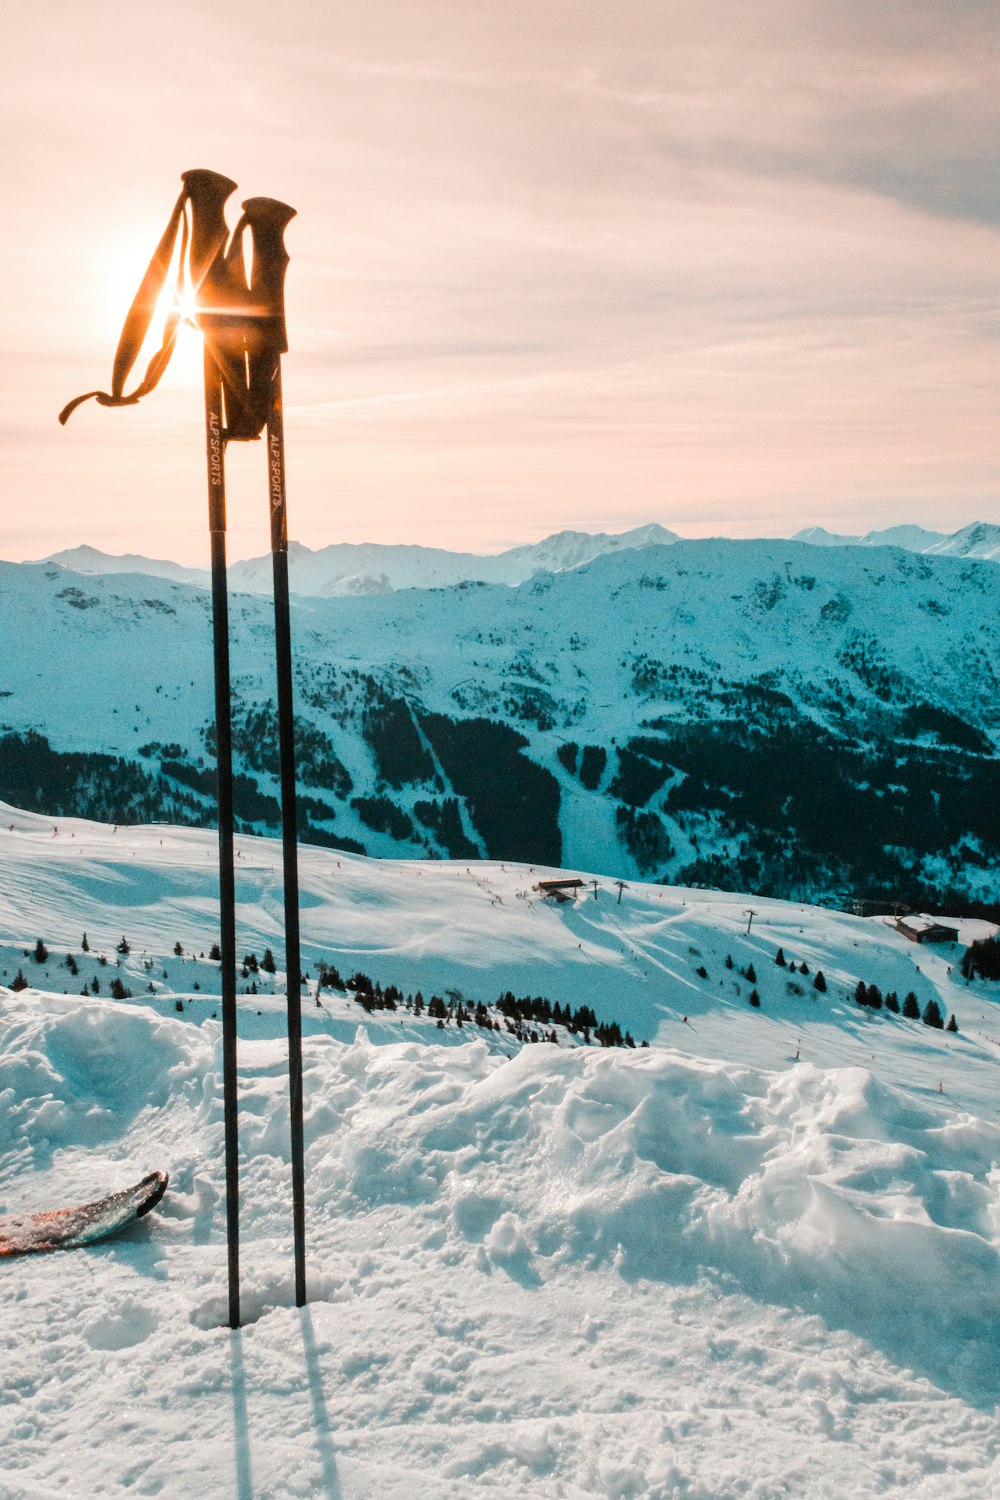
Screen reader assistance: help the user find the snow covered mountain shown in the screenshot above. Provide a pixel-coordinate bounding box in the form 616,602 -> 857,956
792,520 -> 1000,560
38,524 -> 682,598
2,806 -> 1000,1495
2,539 -> 997,909
924,521 -> 1000,562
39,543 -> 211,589
37,521 -> 998,604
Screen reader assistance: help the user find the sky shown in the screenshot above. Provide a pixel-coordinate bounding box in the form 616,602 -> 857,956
3,0 -> 998,564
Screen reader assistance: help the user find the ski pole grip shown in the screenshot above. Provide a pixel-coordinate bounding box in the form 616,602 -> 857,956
240,197 -> 297,352
180,169 -> 239,291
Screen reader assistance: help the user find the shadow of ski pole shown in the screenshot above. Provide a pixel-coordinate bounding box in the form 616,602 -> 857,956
229,1330 -> 254,1500
300,1306 -> 343,1498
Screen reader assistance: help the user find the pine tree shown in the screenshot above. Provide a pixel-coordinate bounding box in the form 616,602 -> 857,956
81,932 -> 90,952
799,961 -> 810,975
33,938 -> 48,963
209,943 -> 222,962
725,954 -> 734,970
855,979 -> 868,1007
903,991 -> 921,1019
813,970 -> 826,993
866,984 -> 882,1011
885,991 -> 900,1013
261,948 -> 276,974
922,998 -> 944,1029
11,968 -> 28,992
173,941 -> 184,956
65,953 -> 79,976
91,976 -> 100,994
749,989 -> 761,1007
775,948 -> 786,967
745,963 -> 757,984
109,976 -> 132,1000
946,1014 -> 958,1032
116,935 -> 130,955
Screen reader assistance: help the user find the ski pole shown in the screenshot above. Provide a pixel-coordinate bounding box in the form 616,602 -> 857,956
184,168 -> 246,1332
239,195 -> 307,1307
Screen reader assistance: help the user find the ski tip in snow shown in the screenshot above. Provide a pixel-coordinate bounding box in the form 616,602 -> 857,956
0,1170 -> 170,1257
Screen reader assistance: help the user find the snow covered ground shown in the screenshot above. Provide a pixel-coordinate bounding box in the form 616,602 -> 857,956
3,804 -> 1000,1498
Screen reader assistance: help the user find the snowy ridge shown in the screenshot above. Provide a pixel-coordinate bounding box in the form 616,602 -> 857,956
2,806 -> 1000,1495
792,520 -> 1000,562
34,520 -> 999,601
37,524 -> 682,598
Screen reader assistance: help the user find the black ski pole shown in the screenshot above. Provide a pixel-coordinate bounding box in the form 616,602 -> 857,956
269,374 -> 307,1306
184,168 -> 247,1332
60,165 -> 247,1331
203,346 -> 241,1330
240,196 -> 307,1305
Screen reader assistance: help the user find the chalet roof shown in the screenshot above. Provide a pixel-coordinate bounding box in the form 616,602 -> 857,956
895,915 -> 959,939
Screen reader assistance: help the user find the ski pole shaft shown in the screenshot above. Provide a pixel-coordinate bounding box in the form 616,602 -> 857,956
204,346 -> 241,1330
268,369 -> 307,1306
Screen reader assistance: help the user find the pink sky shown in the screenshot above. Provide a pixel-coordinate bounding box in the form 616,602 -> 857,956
3,0 -> 998,563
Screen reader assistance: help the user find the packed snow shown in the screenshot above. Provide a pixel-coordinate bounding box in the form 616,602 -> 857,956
3,805 -> 1000,1497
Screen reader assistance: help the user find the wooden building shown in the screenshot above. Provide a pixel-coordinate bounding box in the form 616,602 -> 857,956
894,915 -> 959,945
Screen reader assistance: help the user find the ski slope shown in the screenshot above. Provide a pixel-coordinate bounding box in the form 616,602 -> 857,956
3,806 -> 1000,1498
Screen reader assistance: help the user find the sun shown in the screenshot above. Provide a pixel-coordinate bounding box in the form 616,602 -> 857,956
173,280 -> 199,326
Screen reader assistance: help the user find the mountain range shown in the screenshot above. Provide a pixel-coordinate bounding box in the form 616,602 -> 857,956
34,519 -> 1000,599
2,537 -> 997,910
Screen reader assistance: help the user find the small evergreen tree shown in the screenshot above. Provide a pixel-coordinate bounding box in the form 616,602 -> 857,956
903,991 -> 921,1019
696,965 -> 708,979
33,938 -> 48,963
855,979 -> 868,1007
922,998 -> 944,1029
799,961 -> 809,975
11,968 -> 28,991
109,977 -> 132,1000
173,941 -> 184,956
725,954 -> 734,970
116,935 -> 130,955
91,976 -> 100,994
749,989 -> 761,1007
81,932 -> 90,952
946,1014 -> 958,1033
813,970 -> 826,993
209,943 -> 222,962
885,991 -> 900,1014
261,948 -> 276,974
775,948 -> 786,967
866,983 -> 883,1011
745,963 -> 757,984
65,953 -> 79,975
